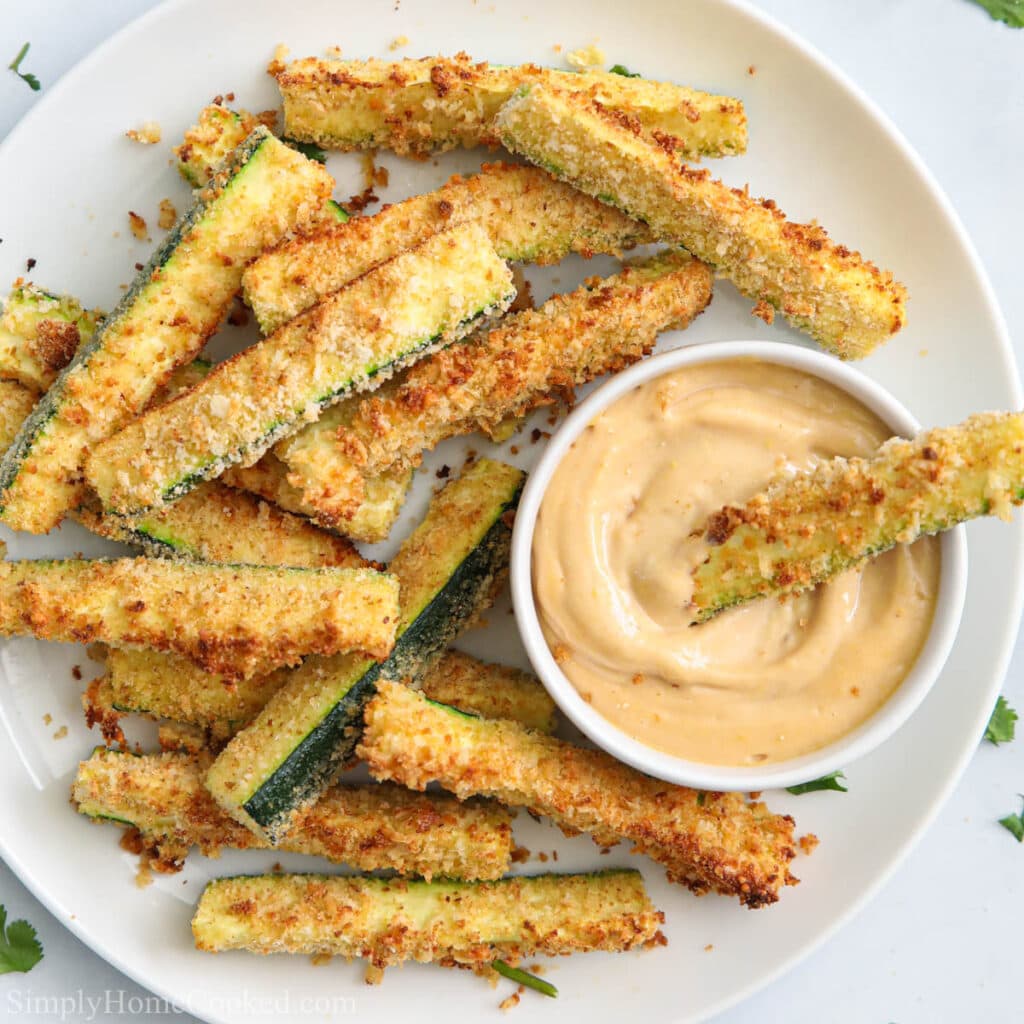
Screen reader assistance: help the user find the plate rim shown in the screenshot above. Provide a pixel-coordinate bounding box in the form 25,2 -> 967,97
0,1 -> 1020,1021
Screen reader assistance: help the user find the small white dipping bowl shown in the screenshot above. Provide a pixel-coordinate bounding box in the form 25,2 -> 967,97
510,340 -> 969,792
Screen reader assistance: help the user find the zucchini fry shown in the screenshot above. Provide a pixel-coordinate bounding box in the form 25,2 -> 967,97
192,870 -> 663,965
242,162 -> 654,334
73,482 -> 363,567
280,250 -> 712,522
173,106 -> 349,228
420,650 -> 558,734
86,222 -> 514,516
692,411 -> 1024,620
0,282 -> 101,390
0,128 -> 334,534
174,106 -> 267,187
73,748 -> 512,880
205,459 -> 523,842
359,682 -> 799,908
222,454 -> 413,544
494,86 -> 907,359
85,646 -> 557,746
0,559 -> 398,680
274,54 -> 746,160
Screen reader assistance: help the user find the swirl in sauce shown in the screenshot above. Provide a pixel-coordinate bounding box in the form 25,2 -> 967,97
532,358 -> 940,765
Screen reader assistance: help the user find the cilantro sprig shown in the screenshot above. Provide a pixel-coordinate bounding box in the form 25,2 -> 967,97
999,796 -> 1024,842
0,905 -> 44,974
8,43 -> 41,92
492,959 -> 558,998
609,64 -> 641,78
786,770 -> 848,795
985,696 -> 1017,745
969,0 -> 1024,26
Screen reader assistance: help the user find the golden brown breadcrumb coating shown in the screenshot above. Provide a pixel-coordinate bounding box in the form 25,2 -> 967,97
359,682 -> 799,908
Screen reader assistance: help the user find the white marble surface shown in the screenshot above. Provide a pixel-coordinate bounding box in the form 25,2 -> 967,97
0,1 -> 1022,1021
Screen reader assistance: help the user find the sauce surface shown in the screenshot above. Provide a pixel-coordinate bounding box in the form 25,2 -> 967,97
532,358 -> 940,765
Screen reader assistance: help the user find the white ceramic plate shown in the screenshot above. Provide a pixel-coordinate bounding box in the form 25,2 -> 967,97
0,2 -> 1020,1022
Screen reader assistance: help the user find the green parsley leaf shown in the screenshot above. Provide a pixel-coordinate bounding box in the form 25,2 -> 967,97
281,137 -> 327,163
969,0 -> 1024,26
985,696 -> 1018,745
0,905 -> 44,974
696,791 -> 706,807
609,64 -> 641,78
998,796 -> 1024,841
492,959 -> 558,998
786,770 -> 848,795
8,43 -> 41,92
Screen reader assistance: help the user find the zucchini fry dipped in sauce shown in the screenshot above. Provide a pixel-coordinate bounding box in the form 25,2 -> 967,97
192,870 -> 664,965
494,86 -> 907,359
279,250 -> 713,524
86,222 -> 515,516
205,459 -> 523,842
692,411 -> 1024,621
0,128 -> 334,534
0,559 -> 398,680
0,282 -> 101,390
85,646 -> 557,746
359,683 -> 799,908
273,54 -> 746,160
243,162 -> 654,333
73,748 -> 513,880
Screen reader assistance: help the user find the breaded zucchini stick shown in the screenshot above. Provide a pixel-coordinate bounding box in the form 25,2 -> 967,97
495,86 -> 907,359
86,222 -> 514,516
692,411 -> 1024,620
174,106 -> 268,187
221,454 -> 413,543
0,559 -> 398,680
73,482 -> 364,567
279,250 -> 712,522
0,282 -> 101,390
359,682 -> 799,908
242,162 -> 654,334
84,647 -> 557,745
147,356 -> 405,545
206,459 -> 522,842
174,105 -> 350,225
420,650 -> 558,734
73,748 -> 512,880
274,54 -> 746,160
192,870 -> 663,965
0,128 -> 334,534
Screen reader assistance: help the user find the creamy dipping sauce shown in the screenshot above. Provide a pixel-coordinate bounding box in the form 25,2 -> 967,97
532,358 -> 941,766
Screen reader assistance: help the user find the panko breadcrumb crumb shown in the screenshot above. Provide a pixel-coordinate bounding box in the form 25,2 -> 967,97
126,121 -> 162,144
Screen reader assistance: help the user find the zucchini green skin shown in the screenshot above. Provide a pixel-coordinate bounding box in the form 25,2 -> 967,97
191,869 -> 662,965
85,222 -> 514,516
206,458 -> 523,842
0,127 -> 333,534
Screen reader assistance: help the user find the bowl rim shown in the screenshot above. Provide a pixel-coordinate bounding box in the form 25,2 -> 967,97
509,339 -> 969,791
